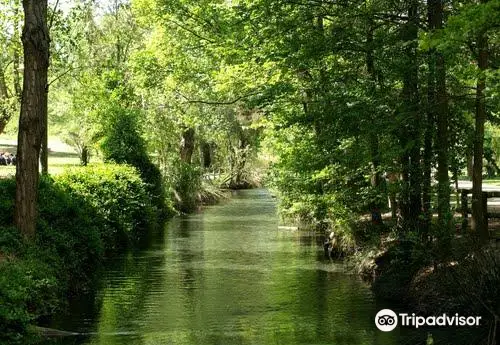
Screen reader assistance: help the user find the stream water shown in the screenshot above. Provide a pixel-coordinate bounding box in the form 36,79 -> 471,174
41,189 -> 479,345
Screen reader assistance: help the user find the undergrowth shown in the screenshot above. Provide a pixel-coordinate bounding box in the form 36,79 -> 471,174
0,164 -> 158,344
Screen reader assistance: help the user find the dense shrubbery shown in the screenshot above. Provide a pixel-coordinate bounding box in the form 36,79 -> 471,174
266,143 -> 374,240
173,162 -> 202,213
98,105 -> 169,216
56,165 -> 155,251
0,250 -> 58,344
170,162 -> 228,212
0,164 -> 157,344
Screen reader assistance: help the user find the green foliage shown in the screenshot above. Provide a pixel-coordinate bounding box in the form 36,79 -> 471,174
173,161 -> 202,213
0,246 -> 72,345
0,258 -> 47,343
99,108 -> 147,165
0,226 -> 22,256
0,163 -> 158,342
37,176 -> 104,286
0,175 -> 98,343
97,105 -> 168,216
56,164 -> 156,250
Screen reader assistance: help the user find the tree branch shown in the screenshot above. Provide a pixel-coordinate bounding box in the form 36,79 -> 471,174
49,0 -> 60,30
179,91 -> 261,106
168,19 -> 216,44
48,65 -> 86,87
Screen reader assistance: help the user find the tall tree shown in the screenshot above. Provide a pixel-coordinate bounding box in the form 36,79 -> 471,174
471,1 -> 489,242
399,0 -> 422,231
428,0 -> 451,231
15,0 -> 50,240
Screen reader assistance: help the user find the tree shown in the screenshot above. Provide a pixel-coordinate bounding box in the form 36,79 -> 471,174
15,0 -> 50,239
437,0 -> 499,242
471,0 -> 489,241
428,0 -> 451,229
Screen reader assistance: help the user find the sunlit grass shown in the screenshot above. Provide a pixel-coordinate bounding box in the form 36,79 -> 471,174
483,179 -> 500,186
0,136 -> 86,177
0,155 -> 83,178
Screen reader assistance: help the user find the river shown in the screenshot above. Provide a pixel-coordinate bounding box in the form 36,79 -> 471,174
41,189 -> 473,345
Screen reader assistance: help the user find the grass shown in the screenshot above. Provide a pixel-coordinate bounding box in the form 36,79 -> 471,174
458,176 -> 500,186
0,136 -> 83,177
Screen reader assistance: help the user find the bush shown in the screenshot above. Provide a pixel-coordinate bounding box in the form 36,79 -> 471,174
0,252 -> 62,345
173,161 -> 202,213
37,176 -> 104,288
0,258 -> 40,343
56,164 -> 155,251
0,163 -> 158,343
98,106 -> 167,215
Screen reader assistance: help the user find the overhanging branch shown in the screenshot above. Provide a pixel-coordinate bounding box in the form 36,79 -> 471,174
179,91 -> 261,106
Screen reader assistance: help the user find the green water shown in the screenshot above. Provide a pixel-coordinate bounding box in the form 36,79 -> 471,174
41,189 -> 476,345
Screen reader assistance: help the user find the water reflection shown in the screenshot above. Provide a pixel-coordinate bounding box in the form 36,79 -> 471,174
46,189 -> 404,345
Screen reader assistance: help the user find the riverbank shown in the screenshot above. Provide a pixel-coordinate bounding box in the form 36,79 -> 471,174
325,220 -> 500,343
0,164 -> 170,344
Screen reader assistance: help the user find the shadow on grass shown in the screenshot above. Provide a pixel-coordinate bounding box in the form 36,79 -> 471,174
0,145 -> 79,158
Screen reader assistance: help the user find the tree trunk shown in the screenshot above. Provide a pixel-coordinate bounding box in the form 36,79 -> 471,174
201,142 -> 212,168
467,154 -> 473,178
366,20 -> 382,224
38,0 -> 48,175
41,130 -> 48,174
15,0 -> 50,241
233,134 -> 249,188
81,145 -> 89,166
180,127 -> 195,164
471,21 -> 489,242
423,45 -> 435,236
366,21 -> 380,189
432,0 -> 450,227
13,0 -> 22,99
0,66 -> 12,134
399,0 -> 422,231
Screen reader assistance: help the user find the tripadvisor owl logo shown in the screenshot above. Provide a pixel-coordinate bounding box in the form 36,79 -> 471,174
375,309 -> 398,332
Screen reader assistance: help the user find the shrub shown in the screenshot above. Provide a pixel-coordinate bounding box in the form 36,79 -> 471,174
173,162 -> 202,213
0,226 -> 22,256
0,259 -> 38,343
37,176 -> 104,289
0,163 -> 158,343
55,164 -> 155,251
0,253 -> 61,345
97,106 -> 167,215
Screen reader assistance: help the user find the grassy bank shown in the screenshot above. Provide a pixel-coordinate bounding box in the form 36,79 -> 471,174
0,164 -> 164,344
